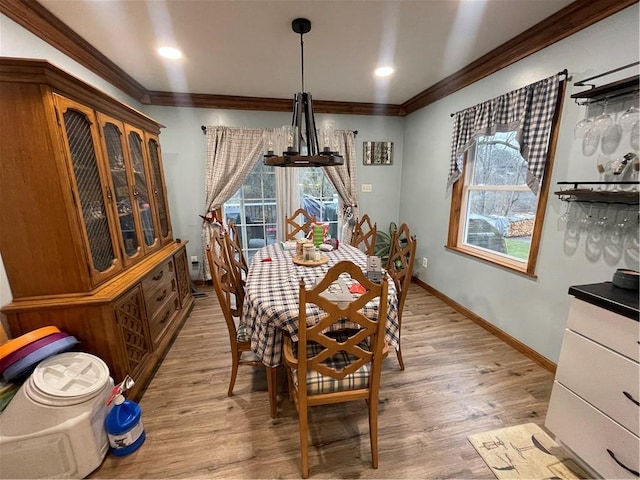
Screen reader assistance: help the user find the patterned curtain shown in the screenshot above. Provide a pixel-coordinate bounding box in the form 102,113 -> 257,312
448,74 -> 562,194
324,130 -> 359,243
201,126 -> 264,277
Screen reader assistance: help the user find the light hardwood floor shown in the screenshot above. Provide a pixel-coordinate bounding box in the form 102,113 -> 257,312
90,282 -> 554,479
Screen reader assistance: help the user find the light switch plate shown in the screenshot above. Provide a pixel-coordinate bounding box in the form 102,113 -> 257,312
361,184 -> 372,192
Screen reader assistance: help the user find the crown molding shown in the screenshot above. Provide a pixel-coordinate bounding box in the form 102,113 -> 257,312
1,0 -> 636,116
144,91 -> 404,116
401,0 -> 638,114
0,0 -> 148,101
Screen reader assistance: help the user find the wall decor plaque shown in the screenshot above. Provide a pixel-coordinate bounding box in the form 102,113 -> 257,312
363,141 -> 393,165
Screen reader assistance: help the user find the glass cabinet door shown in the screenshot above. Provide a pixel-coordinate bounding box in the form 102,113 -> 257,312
146,134 -> 172,244
125,125 -> 160,253
97,114 -> 144,266
53,95 -> 122,283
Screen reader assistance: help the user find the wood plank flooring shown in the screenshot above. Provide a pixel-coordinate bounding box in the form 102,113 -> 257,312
90,283 -> 554,479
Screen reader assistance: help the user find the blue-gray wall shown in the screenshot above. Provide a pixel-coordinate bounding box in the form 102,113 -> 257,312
400,4 -> 639,362
1,6 -> 638,364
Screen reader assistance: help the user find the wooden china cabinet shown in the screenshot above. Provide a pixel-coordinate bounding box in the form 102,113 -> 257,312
0,57 -> 193,400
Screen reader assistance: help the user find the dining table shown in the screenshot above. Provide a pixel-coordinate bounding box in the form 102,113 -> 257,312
241,241 -> 399,417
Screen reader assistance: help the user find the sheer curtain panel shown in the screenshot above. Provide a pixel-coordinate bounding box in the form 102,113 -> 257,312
202,127 -> 264,277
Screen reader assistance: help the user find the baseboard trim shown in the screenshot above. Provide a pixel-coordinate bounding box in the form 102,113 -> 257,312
412,277 -> 556,373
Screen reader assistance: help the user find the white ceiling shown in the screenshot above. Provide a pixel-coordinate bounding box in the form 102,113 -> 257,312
38,0 -> 574,105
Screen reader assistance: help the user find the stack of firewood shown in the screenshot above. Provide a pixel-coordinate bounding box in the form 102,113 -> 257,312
507,218 -> 534,237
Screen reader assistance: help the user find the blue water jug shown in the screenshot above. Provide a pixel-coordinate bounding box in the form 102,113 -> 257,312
105,394 -> 145,456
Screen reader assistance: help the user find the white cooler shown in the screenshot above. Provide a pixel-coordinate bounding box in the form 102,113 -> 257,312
0,352 -> 114,479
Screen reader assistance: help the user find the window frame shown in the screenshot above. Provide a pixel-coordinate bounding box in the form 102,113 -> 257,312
446,92 -> 564,277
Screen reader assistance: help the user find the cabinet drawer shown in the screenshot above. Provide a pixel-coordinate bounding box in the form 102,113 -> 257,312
144,276 -> 177,318
142,258 -> 175,293
148,291 -> 179,343
567,297 -> 639,362
556,330 -> 639,435
546,382 -> 639,479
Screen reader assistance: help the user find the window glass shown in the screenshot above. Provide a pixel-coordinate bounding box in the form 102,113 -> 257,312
223,163 -> 340,262
223,161 -> 277,262
453,131 -> 541,269
298,168 -> 339,240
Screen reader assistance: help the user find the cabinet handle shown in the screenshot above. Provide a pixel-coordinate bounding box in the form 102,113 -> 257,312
607,449 -> 639,477
106,186 -> 112,201
160,310 -> 170,324
152,270 -> 164,281
156,290 -> 167,302
623,391 -> 640,407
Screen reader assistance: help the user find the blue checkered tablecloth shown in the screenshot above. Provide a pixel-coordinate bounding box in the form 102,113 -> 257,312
242,243 -> 399,367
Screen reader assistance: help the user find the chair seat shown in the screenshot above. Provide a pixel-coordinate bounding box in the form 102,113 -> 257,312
236,322 -> 250,343
292,334 -> 370,395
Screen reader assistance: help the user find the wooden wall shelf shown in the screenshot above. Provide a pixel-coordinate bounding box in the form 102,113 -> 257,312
555,182 -> 639,204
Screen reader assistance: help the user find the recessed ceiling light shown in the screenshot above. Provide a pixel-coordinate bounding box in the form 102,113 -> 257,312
158,46 -> 182,59
374,66 -> 394,77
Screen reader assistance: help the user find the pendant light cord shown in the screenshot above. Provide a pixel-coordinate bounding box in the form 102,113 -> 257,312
300,31 -> 305,92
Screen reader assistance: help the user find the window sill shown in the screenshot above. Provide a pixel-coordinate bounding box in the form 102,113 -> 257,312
445,245 -> 537,279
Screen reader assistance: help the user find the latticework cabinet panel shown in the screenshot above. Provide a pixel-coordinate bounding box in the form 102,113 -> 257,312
114,285 -> 152,380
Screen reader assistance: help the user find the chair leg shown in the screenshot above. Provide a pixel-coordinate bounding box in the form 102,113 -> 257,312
395,343 -> 405,371
228,349 -> 240,396
267,367 -> 278,418
299,403 -> 309,478
368,397 -> 379,469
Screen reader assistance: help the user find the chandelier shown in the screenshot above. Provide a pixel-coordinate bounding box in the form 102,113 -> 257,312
264,18 -> 344,167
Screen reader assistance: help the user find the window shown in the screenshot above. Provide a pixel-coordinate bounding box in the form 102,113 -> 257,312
223,161 -> 277,262
447,74 -> 563,276
222,163 -> 340,262
299,169 -> 339,240
447,129 -> 555,276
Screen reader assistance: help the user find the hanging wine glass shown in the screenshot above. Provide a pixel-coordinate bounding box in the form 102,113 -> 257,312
593,205 -> 612,234
631,121 -> 640,150
578,204 -> 595,234
601,111 -> 622,154
619,105 -> 639,132
594,99 -> 613,133
582,126 -> 600,156
574,106 -> 593,140
557,202 -> 575,231
595,154 -> 609,189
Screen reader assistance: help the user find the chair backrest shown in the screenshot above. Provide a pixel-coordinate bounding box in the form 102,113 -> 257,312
386,223 -> 417,320
296,260 -> 388,399
226,218 -> 249,278
205,230 -> 242,342
285,208 -> 317,241
350,214 -> 377,256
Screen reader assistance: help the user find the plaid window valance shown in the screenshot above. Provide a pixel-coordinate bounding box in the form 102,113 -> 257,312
448,74 -> 562,194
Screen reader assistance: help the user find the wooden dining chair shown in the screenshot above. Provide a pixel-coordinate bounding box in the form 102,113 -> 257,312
205,230 -> 262,396
385,223 -> 417,370
285,208 -> 317,241
350,214 -> 377,256
226,218 -> 249,285
283,260 -> 389,478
